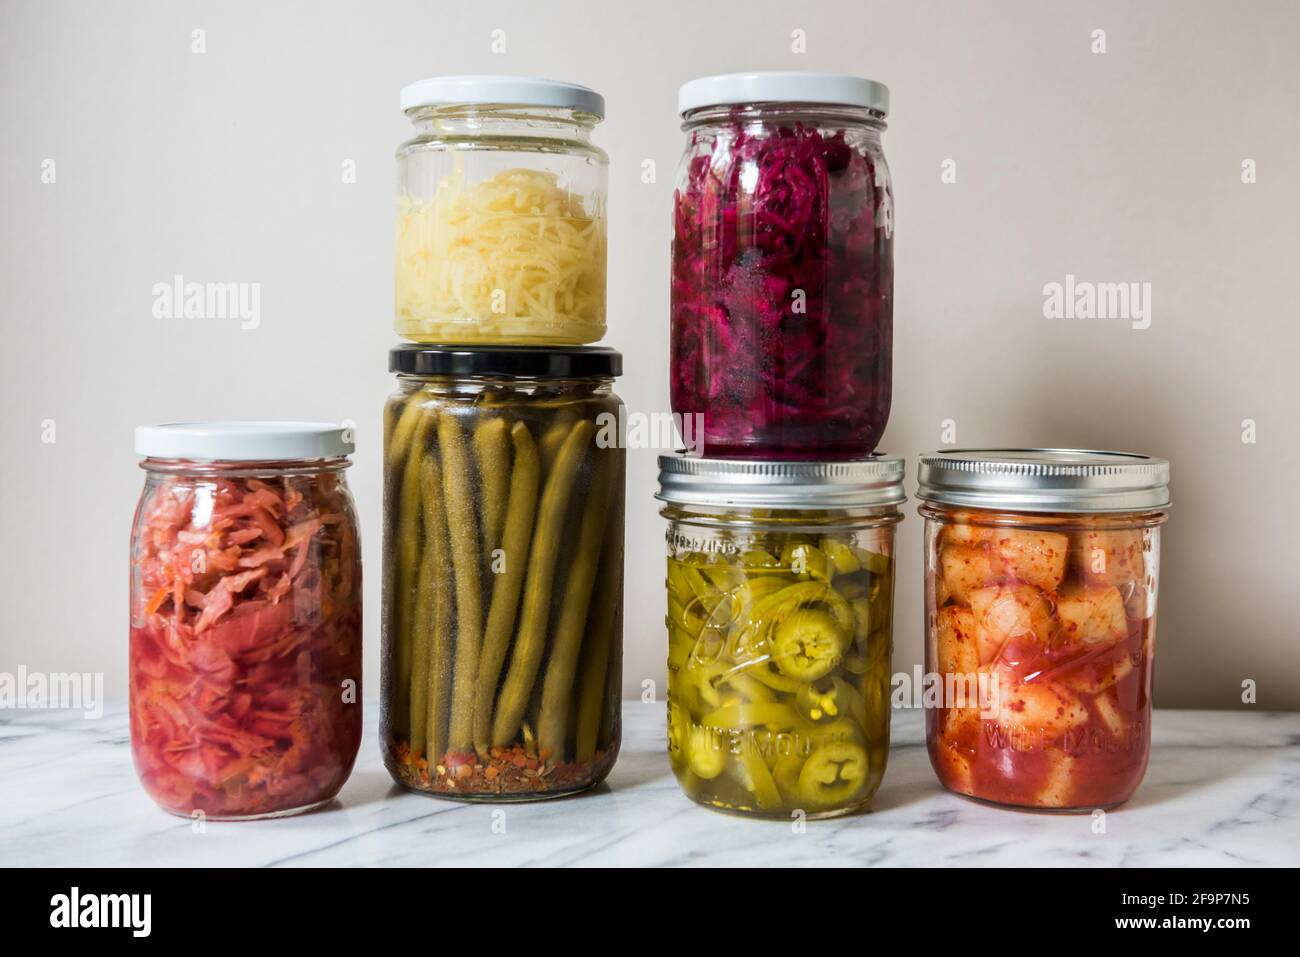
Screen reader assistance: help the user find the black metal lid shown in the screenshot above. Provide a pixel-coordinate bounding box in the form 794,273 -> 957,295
389,344 -> 622,378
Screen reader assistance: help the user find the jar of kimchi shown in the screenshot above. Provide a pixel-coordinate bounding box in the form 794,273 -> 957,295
671,72 -> 893,460
396,75 -> 608,345
130,423 -> 362,820
916,449 -> 1170,810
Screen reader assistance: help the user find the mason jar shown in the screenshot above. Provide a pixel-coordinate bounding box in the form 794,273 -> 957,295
129,423 -> 362,820
396,75 -> 608,345
383,345 -> 625,800
916,449 -> 1171,810
671,72 -> 893,460
656,456 -> 905,818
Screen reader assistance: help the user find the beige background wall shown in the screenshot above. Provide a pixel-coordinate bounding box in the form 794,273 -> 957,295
2,0 -> 1296,709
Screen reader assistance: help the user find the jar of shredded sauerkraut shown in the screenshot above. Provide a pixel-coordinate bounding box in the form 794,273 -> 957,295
129,422 -> 362,820
396,76 -> 608,345
671,73 -> 893,460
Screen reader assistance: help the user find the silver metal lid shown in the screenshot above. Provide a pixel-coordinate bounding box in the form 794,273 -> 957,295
656,455 -> 906,510
916,449 -> 1170,513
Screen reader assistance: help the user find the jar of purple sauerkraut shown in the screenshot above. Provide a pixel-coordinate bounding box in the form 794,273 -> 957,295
671,73 -> 893,460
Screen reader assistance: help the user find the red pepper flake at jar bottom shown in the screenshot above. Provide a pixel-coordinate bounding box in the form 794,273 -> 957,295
129,472 -> 361,819
386,738 -> 618,799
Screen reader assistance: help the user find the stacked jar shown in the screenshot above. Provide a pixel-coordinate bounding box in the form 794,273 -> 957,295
659,73 -> 901,817
383,76 -> 626,800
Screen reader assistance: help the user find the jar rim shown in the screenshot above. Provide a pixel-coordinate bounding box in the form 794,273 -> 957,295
390,344 -> 621,379
139,456 -> 351,476
678,72 -> 889,117
400,75 -> 605,121
657,454 -> 906,510
916,448 -> 1171,513
135,422 -> 354,462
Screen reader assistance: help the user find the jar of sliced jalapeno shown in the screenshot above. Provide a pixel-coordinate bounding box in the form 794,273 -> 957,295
656,455 -> 904,818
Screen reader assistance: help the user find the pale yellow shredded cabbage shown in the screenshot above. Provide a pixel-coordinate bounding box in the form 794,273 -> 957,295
395,159 -> 606,344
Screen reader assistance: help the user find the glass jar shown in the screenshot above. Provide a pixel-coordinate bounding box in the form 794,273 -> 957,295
656,456 -> 905,818
916,449 -> 1171,810
129,423 -> 362,820
396,75 -> 608,345
670,73 -> 893,460
383,345 -> 625,800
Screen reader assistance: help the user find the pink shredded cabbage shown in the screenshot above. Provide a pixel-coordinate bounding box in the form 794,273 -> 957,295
671,120 -> 892,458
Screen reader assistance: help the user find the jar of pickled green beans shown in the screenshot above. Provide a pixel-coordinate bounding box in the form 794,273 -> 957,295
656,456 -> 905,818
383,345 -> 625,800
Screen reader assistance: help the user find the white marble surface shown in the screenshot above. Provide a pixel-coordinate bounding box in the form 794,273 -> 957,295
1,703 -> 1297,867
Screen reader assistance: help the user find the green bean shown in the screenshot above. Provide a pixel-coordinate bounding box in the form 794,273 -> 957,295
426,468 -> 457,764
381,400 -> 401,733
491,419 -> 595,747
472,422 -> 540,758
538,409 -> 579,477
597,592 -> 623,752
409,452 -> 448,757
382,395 -> 399,454
386,388 -> 427,470
575,454 -> 625,762
473,417 -> 510,558
537,454 -> 615,761
436,412 -> 483,756
392,405 -> 435,731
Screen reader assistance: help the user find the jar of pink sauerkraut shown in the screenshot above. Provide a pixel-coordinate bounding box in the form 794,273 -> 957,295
671,73 -> 893,460
130,423 -> 362,820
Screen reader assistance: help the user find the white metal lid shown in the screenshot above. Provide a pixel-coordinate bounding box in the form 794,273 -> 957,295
916,449 -> 1170,513
678,72 -> 889,116
657,455 -> 906,510
135,422 -> 354,461
400,75 -> 605,119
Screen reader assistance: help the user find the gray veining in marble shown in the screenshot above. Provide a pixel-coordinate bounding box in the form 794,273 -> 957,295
1,703 -> 1296,867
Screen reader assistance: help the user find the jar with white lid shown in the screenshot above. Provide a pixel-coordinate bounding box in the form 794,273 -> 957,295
396,75 -> 608,345
656,455 -> 905,818
129,422 -> 362,820
671,72 -> 893,460
916,449 -> 1171,810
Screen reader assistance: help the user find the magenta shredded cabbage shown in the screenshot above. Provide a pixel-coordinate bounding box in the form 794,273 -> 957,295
670,121 -> 893,459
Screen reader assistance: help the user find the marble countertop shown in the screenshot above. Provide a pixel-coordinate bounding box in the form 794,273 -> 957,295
2,703 -> 1296,867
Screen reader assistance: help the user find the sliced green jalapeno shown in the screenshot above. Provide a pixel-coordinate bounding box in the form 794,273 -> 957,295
795,676 -> 859,723
730,747 -> 782,810
665,534 -> 892,817
797,741 -> 870,808
701,700 -> 798,730
781,543 -> 830,582
823,540 -> 861,575
686,725 -> 726,779
771,608 -> 850,681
